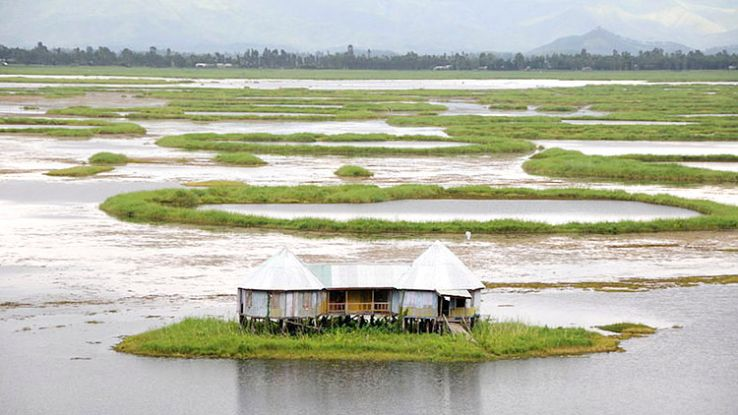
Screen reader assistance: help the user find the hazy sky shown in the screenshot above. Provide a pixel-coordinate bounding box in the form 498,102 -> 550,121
1,0 -> 736,52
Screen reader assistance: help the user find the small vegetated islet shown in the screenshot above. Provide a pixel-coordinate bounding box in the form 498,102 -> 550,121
214,152 -> 267,166
45,165 -> 114,177
524,148 -> 738,184
0,117 -> 146,138
88,152 -> 129,165
99,184 -> 738,236
335,165 -> 374,178
156,132 -> 535,157
114,317 -> 655,362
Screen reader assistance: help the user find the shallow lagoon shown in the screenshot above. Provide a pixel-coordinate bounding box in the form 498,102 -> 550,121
0,286 -> 736,415
434,100 -> 608,117
137,119 -> 447,137
236,140 -> 468,149
202,199 -> 700,225
1,75 -> 738,415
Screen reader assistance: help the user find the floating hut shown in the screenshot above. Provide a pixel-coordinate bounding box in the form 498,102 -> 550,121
237,241 -> 484,332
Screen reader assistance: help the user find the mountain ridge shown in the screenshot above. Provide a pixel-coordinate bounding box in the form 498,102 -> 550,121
528,28 -> 693,55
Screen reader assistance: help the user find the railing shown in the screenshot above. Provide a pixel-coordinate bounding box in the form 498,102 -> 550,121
327,302 -> 390,314
449,307 -> 476,319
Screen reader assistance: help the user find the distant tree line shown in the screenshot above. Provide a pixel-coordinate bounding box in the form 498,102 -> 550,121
1,42 -> 736,71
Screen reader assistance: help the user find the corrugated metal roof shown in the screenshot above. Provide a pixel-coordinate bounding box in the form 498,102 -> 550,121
240,247 -> 325,291
239,242 -> 484,292
307,264 -> 409,289
399,241 -> 485,291
437,289 -> 472,298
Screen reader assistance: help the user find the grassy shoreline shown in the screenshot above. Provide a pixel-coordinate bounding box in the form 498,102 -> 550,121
99,185 -> 738,236
0,117 -> 146,138
45,165 -> 114,177
114,318 -> 652,362
485,274 -> 738,292
523,149 -> 738,184
156,132 -> 535,157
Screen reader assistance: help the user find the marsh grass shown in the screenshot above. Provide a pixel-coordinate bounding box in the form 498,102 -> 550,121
619,154 -> 738,162
0,117 -> 146,138
99,184 -> 738,236
537,105 -> 578,112
214,152 -> 267,166
524,148 -> 738,184
45,165 -> 114,177
335,165 -> 374,178
114,317 -> 634,362
156,132 -> 535,157
89,152 -> 129,165
597,323 -> 657,339
183,180 -> 248,187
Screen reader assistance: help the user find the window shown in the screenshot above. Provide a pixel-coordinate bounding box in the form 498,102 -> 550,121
373,290 -> 389,303
455,298 -> 467,308
329,290 -> 346,303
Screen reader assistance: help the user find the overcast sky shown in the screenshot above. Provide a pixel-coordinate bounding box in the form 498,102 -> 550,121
1,0 -> 736,52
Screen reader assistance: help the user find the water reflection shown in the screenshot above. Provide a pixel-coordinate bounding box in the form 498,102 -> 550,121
236,360 -> 483,415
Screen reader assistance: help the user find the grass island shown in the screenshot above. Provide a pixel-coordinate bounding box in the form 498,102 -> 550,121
114,318 -> 654,362
335,164 -> 374,178
99,184 -> 738,236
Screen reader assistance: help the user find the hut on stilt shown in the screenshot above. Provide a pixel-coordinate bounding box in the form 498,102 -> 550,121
237,241 -> 484,332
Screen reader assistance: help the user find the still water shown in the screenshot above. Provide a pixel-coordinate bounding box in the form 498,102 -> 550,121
433,101 -> 608,118
234,140 -> 468,149
137,119 -> 447,137
202,199 -> 700,224
0,286 -> 735,415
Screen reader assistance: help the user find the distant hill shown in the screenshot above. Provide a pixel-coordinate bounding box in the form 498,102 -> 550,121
2,1 -> 736,54
529,28 -> 692,56
706,45 -> 738,55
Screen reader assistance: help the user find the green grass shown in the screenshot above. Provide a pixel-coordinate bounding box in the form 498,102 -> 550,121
114,317 -> 639,362
4,66 -> 738,81
0,117 -> 146,138
524,148 -> 738,184
618,154 -> 738,162
89,152 -> 129,165
335,165 -> 374,178
537,105 -> 578,112
21,84 -> 737,146
45,165 -> 114,177
156,132 -> 535,157
214,152 -> 267,166
183,180 -> 248,187
99,184 -> 738,236
597,322 -> 657,339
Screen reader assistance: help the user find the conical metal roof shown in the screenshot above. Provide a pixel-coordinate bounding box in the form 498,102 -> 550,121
240,247 -> 325,291
399,241 -> 484,291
